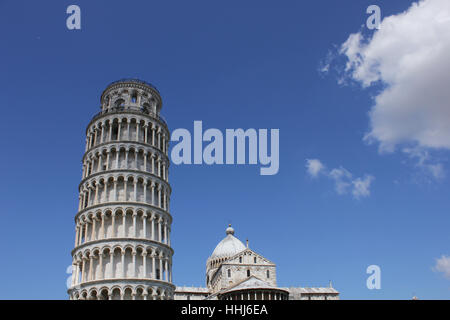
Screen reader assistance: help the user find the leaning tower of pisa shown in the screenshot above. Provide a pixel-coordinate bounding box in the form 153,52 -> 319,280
68,79 -> 174,300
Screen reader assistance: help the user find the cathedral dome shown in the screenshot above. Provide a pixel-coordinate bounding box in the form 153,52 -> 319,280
210,225 -> 246,259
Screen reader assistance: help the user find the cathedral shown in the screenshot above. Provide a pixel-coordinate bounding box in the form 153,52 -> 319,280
68,79 -> 339,300
175,225 -> 339,300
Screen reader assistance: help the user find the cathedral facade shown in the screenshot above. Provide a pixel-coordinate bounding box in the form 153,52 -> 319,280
175,225 -> 339,300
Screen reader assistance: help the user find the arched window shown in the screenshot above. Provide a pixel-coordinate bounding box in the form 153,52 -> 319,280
239,257 -> 242,263
131,92 -> 137,103
247,270 -> 250,277
267,270 -> 270,278
228,269 -> 231,278
142,103 -> 150,114
114,99 -> 125,109
254,257 -> 257,263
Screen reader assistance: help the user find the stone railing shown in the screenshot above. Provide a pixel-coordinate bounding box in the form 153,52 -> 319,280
91,106 -> 168,128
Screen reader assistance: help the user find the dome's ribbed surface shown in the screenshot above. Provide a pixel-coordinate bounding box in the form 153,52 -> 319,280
210,233 -> 246,259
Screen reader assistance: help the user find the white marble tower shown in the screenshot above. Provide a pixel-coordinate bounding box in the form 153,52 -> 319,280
68,79 -> 174,300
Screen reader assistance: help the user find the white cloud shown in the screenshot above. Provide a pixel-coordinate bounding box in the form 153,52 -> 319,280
306,159 -> 325,178
307,160 -> 374,199
339,0 -> 450,152
352,175 -> 375,199
329,0 -> 450,182
329,167 -> 353,194
433,255 -> 450,279
403,147 -> 446,180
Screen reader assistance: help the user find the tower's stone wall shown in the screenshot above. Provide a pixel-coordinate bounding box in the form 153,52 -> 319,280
68,79 -> 174,300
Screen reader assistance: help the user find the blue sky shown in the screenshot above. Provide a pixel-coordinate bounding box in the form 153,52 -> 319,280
0,0 -> 449,299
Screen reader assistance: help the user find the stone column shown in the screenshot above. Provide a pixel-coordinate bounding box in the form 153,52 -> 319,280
100,213 -> 105,239
167,193 -> 170,212
163,223 -> 167,244
94,129 -> 98,147
110,252 -> 114,278
157,186 -> 162,208
167,226 -> 171,246
142,252 -> 147,278
86,187 -> 91,208
162,190 -> 166,210
144,125 -> 148,144
99,253 -> 103,279
117,119 -> 122,141
84,221 -> 89,242
115,149 -> 120,169
78,195 -> 82,211
142,214 -> 147,238
81,258 -> 86,283
113,178 -> 117,201
150,254 -> 155,279
124,178 -> 128,201
91,217 -> 96,241
103,181 -> 108,202
143,181 -> 147,203
157,130 -> 161,149
122,212 -> 127,237
108,122 -> 112,142
151,155 -> 155,174
75,225 -> 79,247
80,193 -> 84,210
151,183 -> 155,205
152,126 -> 156,147
88,132 -> 92,149
94,183 -> 99,204
121,251 -> 125,278
133,212 -> 137,237
111,212 -> 116,238
73,262 -> 79,285
135,150 -> 139,170
97,155 -> 102,172
132,251 -> 136,278
88,255 -> 94,281
136,122 -> 140,142
100,123 -> 104,143
151,215 -> 155,241
164,259 -> 168,281
158,218 -> 162,242
106,151 -> 110,170
78,223 -> 83,246
143,152 -> 148,172
157,158 -> 161,177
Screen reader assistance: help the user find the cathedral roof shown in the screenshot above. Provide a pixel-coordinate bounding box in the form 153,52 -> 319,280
222,276 -> 288,293
209,225 -> 246,260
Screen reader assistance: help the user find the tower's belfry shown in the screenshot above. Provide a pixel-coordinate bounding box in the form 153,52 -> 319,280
68,79 -> 173,300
